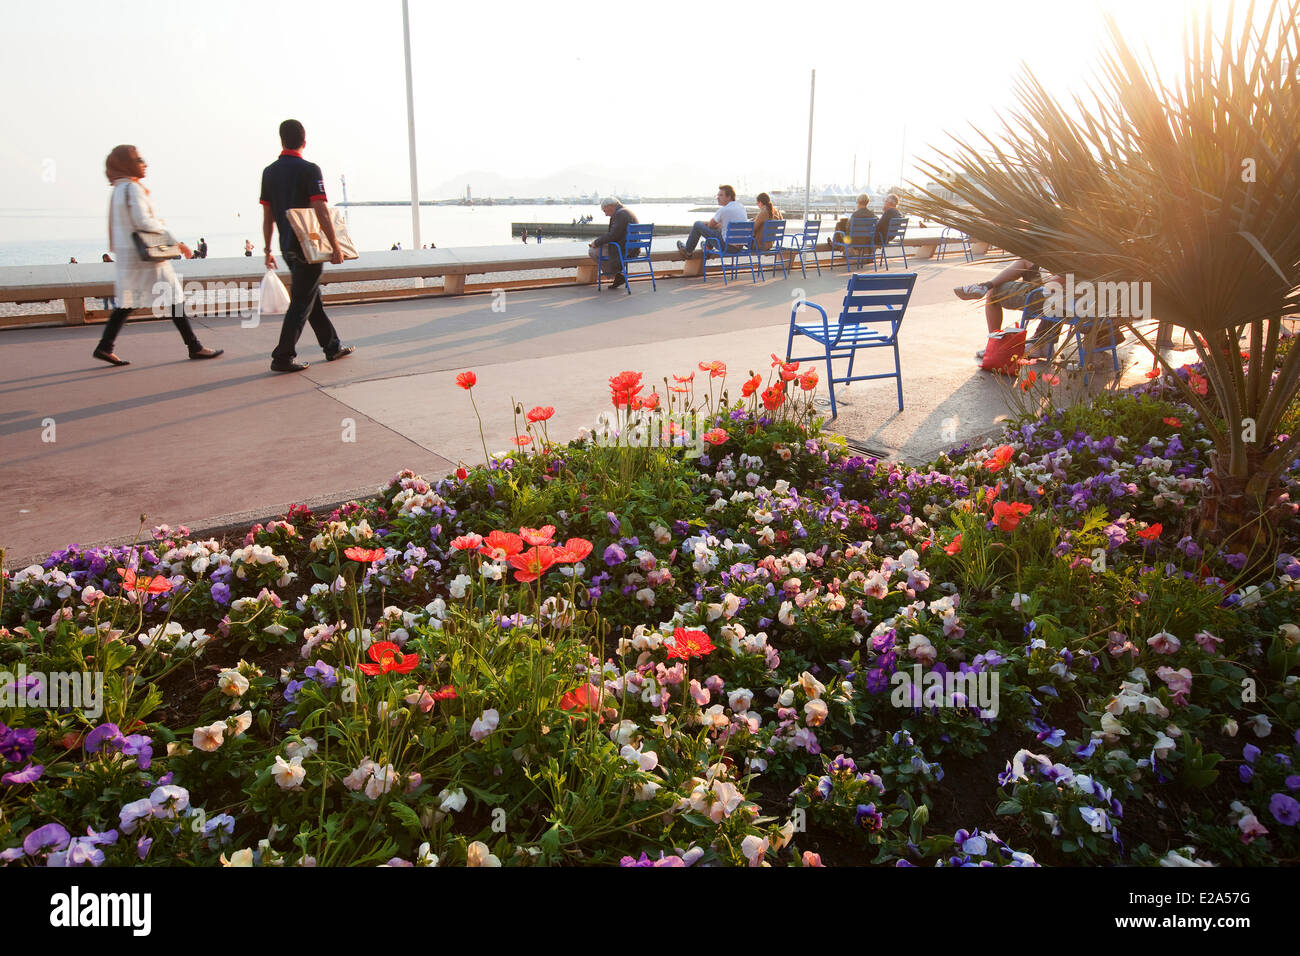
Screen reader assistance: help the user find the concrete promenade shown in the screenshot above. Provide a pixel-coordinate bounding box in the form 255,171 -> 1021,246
0,255 -> 1152,566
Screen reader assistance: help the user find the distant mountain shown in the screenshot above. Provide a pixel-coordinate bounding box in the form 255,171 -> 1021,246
425,161 -> 793,201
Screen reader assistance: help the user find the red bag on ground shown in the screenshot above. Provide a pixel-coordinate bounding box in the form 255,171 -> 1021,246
980,329 -> 1027,375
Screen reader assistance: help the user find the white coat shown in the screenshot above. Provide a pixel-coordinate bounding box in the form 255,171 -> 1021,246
108,180 -> 183,309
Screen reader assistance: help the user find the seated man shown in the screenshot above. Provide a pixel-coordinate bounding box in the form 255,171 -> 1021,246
874,193 -> 903,245
845,194 -> 876,245
677,184 -> 749,257
588,196 -> 639,290
955,260 -> 1066,360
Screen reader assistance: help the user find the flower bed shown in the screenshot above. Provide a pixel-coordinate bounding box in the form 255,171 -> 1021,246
2,359 -> 1298,867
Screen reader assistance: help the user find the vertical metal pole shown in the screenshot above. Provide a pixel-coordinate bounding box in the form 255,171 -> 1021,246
803,69 -> 815,221
402,0 -> 421,249
340,174 -> 349,223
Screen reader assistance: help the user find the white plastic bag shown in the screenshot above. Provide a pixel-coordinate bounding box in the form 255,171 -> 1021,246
259,269 -> 290,317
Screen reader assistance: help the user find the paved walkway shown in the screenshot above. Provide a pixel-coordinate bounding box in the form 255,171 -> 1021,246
0,256 -> 1157,566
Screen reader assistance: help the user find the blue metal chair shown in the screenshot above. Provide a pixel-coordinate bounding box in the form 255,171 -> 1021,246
876,216 -> 909,270
785,272 -> 917,419
702,220 -> 758,284
755,220 -> 788,280
597,222 -> 656,294
1019,288 -> 1121,382
936,226 -> 973,262
830,216 -> 878,271
782,220 -> 822,278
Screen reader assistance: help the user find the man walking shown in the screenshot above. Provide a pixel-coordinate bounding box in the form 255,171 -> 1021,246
260,119 -> 354,373
588,197 -> 639,290
677,184 -> 748,257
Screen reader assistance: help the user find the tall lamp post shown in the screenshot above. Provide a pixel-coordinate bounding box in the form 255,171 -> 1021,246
401,0 -> 421,249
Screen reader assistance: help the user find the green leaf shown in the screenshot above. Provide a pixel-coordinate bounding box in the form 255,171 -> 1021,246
462,784 -> 506,806
995,799 -> 1022,815
389,801 -> 423,831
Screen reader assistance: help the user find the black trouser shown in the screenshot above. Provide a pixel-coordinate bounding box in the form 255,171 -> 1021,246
272,250 -> 341,363
97,303 -> 201,353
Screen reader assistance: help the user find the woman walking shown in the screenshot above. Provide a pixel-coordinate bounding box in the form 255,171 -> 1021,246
96,145 -> 222,366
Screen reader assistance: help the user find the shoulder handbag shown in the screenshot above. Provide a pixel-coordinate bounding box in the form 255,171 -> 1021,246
286,205 -> 359,264
113,182 -> 182,261
131,230 -> 183,261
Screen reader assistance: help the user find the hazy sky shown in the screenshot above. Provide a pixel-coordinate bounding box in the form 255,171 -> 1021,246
0,0 -> 1247,231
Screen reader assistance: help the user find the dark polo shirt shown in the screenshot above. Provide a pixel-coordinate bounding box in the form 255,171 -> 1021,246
259,149 -> 328,258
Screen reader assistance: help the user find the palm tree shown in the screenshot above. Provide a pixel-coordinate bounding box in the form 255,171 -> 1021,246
908,1 -> 1300,556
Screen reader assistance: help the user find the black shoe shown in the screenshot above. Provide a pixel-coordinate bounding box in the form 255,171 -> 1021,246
189,347 -> 224,360
610,274 -> 626,290
93,349 -> 130,366
270,360 -> 310,373
325,345 -> 355,362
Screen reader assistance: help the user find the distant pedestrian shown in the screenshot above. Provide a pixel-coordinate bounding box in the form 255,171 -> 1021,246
244,239 -> 254,257
260,119 -> 353,373
535,227 -> 542,244
196,237 -> 208,258
69,257 -> 78,264
100,253 -> 115,309
95,144 -> 222,366
521,228 -> 528,244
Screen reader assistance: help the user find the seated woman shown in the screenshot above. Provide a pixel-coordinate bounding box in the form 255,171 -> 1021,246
753,192 -> 782,249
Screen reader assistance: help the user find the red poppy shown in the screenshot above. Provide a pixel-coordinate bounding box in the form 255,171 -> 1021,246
508,545 -> 558,582
800,369 -> 818,392
762,384 -> 786,411
560,682 -> 604,722
456,371 -> 477,390
984,445 -> 1015,473
667,627 -> 715,660
358,640 -> 419,676
480,530 -> 524,560
673,371 -> 696,384
944,534 -> 963,555
770,354 -> 799,377
116,567 -> 173,595
992,500 -> 1033,532
450,533 -> 484,551
512,435 -> 534,447
1145,368 -> 1162,380
526,406 -> 555,423
741,373 -> 763,398
431,685 -> 458,700
520,525 -> 556,546
553,537 -> 593,563
698,360 -> 727,378
982,482 -> 1003,509
668,385 -> 691,394
609,370 -> 644,408
1163,417 -> 1181,428
702,428 -> 728,445
344,546 -> 386,564
1018,370 -> 1038,391
1187,370 -> 1208,395
454,466 -> 469,481
1135,523 -> 1162,540
640,391 -> 661,410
